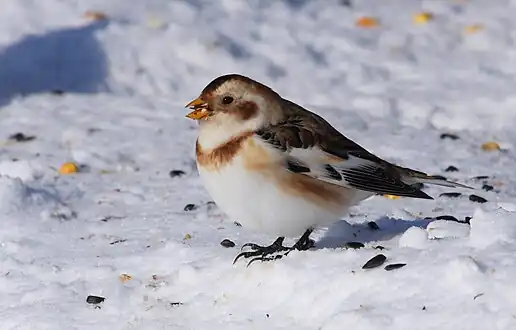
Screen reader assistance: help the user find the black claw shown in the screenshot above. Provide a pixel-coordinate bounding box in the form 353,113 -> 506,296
247,254 -> 285,267
241,242 -> 263,251
233,251 -> 261,264
234,229 -> 314,266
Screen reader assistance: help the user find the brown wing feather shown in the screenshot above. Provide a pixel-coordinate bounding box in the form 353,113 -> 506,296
256,98 -> 433,199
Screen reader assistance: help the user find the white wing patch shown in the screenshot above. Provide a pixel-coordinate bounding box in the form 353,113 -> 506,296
272,144 -> 432,199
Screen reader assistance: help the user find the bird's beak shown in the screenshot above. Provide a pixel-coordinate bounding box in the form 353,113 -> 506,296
185,97 -> 210,120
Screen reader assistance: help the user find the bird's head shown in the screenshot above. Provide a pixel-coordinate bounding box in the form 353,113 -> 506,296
185,74 -> 283,128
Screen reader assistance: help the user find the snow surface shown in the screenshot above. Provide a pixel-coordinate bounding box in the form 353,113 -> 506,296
1,0 -> 516,329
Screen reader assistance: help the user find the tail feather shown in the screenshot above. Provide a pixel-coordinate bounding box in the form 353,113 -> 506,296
401,170 -> 473,189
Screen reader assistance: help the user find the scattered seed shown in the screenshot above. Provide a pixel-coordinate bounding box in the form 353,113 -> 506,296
413,12 -> 433,24
169,170 -> 186,178
8,132 -> 36,142
481,184 -> 494,192
362,254 -> 387,269
481,141 -> 500,152
440,133 -> 459,140
220,239 -> 236,248
435,215 -> 459,222
86,295 -> 105,304
439,192 -> 462,198
184,204 -> 198,211
472,175 -> 490,181
444,165 -> 459,172
266,313 -> 270,318
473,293 -> 484,300
469,194 -> 487,203
170,302 -> 183,306
464,24 -> 484,34
50,89 -> 65,95
422,306 -> 427,311
384,194 -> 401,200
100,215 -> 125,222
374,245 -> 385,250
234,221 -> 242,227
110,239 -> 127,245
367,221 -> 380,230
119,274 -> 133,283
59,162 -> 80,174
183,233 -> 192,240
84,10 -> 108,21
384,263 -> 406,271
345,242 -> 365,249
356,16 -> 380,28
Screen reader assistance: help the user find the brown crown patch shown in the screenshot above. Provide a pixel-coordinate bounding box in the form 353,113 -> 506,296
196,131 -> 254,171
201,74 -> 277,99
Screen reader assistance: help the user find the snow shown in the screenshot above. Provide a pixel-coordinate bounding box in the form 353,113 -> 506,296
1,0 -> 516,329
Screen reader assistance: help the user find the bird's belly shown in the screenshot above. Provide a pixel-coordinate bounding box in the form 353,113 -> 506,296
197,159 -> 360,237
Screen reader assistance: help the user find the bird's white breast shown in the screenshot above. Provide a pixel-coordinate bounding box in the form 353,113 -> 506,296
196,138 -> 369,237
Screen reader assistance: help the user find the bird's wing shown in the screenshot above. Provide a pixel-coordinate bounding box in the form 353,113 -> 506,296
255,99 -> 433,199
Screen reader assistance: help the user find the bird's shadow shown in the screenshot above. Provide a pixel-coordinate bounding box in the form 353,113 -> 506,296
0,20 -> 109,107
316,216 -> 433,249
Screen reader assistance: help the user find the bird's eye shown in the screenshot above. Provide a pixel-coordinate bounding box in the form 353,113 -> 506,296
222,96 -> 234,105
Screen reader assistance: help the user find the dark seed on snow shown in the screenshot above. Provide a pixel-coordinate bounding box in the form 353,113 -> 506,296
170,302 -> 183,306
472,175 -> 490,181
9,132 -> 36,142
110,239 -> 127,245
345,242 -> 365,249
440,133 -> 459,140
469,194 -> 487,203
339,0 -> 352,7
51,89 -> 65,95
439,192 -> 462,198
385,263 -> 406,271
169,170 -> 186,178
482,184 -> 494,192
374,245 -> 385,250
367,221 -> 380,230
234,221 -> 242,227
435,215 -> 459,222
86,295 -> 105,304
444,165 -> 459,172
183,204 -> 198,211
362,254 -> 387,269
220,239 -> 236,248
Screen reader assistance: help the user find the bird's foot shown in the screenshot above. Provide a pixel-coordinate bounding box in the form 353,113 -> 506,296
233,229 -> 314,267
233,237 -> 290,266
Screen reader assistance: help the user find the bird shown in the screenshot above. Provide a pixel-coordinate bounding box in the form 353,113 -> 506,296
185,74 -> 469,266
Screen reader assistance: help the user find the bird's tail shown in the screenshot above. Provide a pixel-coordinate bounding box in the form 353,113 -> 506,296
398,166 -> 473,189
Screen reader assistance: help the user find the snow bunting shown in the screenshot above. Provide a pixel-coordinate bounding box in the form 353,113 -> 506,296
185,74 -> 468,265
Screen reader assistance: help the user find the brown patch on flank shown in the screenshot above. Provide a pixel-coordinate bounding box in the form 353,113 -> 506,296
235,101 -> 258,120
196,131 -> 254,171
279,172 -> 348,212
240,138 -> 350,212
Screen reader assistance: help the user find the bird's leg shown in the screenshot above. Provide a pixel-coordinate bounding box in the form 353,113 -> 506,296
234,229 -> 314,266
292,228 -> 314,251
233,237 -> 289,264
